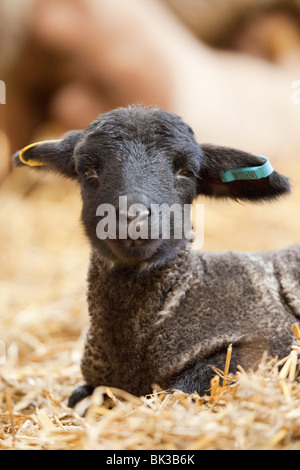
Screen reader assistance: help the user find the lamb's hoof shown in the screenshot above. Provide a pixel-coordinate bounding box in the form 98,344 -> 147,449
68,384 -> 94,408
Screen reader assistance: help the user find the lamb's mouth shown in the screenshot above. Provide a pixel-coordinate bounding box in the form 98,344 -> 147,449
107,238 -> 162,262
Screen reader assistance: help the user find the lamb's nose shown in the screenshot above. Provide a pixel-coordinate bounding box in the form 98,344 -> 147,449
119,206 -> 150,222
116,199 -> 151,240
117,194 -> 151,222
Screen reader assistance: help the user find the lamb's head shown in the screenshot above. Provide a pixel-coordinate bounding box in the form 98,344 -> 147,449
13,106 -> 290,268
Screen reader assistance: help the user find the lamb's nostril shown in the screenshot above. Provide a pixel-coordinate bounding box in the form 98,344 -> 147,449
135,208 -> 150,223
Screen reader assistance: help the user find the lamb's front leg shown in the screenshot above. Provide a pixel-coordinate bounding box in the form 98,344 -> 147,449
170,350 -> 232,396
68,384 -> 94,408
170,340 -> 269,396
68,329 -> 110,407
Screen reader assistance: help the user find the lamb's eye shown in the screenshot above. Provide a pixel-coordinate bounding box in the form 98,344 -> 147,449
177,168 -> 195,178
84,167 -> 98,178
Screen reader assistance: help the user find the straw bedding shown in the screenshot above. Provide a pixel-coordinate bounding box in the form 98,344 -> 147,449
1,142 -> 300,450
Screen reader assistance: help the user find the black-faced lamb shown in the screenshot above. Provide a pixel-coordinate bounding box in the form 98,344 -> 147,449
12,106 -> 300,407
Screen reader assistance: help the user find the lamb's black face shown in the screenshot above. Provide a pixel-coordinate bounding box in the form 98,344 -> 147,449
13,105 -> 291,269
75,108 -> 202,267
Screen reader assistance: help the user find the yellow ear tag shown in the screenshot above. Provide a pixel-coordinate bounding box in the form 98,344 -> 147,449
19,139 -> 62,167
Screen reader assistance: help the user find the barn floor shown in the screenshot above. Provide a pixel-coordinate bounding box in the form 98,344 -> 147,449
1,152 -> 300,450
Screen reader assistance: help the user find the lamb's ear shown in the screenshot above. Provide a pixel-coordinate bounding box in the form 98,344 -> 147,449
12,130 -> 84,179
197,144 -> 291,201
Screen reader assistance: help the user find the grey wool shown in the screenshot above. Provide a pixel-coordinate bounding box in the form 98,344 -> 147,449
83,246 -> 300,397
12,106 -> 299,406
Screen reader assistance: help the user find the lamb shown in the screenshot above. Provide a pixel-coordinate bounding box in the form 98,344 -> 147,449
12,106 -> 300,407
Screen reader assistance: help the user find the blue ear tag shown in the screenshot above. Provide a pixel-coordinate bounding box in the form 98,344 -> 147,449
220,156 -> 274,183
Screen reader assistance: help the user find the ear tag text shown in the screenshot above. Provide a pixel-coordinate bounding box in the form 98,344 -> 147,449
220,156 -> 274,183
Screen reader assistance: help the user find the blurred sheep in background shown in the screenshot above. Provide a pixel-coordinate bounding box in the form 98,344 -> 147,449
1,0 -> 300,184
